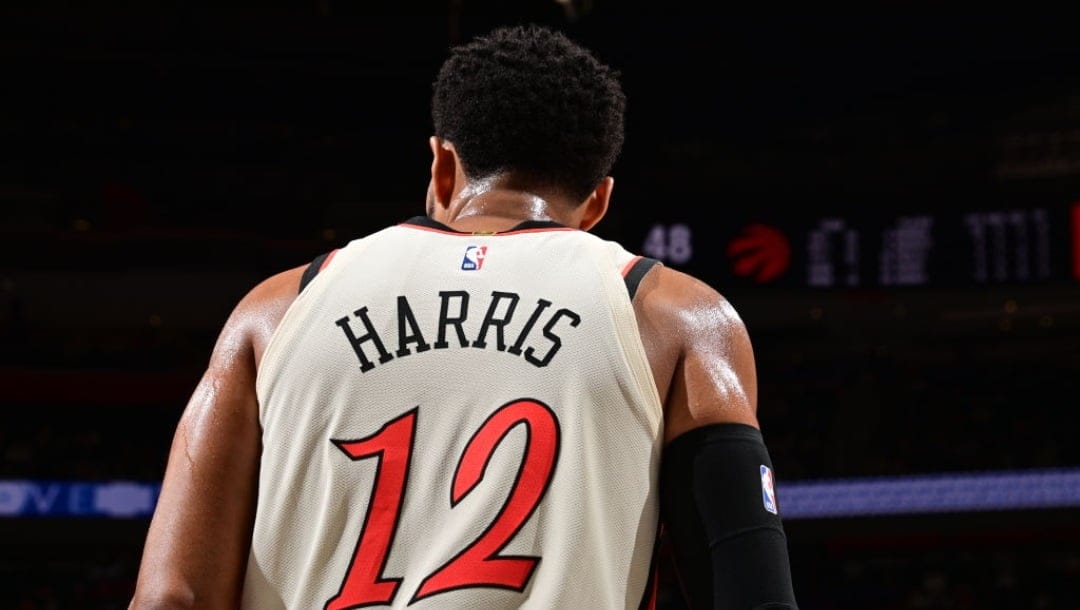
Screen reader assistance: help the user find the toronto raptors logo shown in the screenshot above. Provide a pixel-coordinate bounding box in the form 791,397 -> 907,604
727,224 -> 791,284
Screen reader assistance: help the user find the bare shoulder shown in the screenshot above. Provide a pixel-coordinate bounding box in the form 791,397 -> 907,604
637,264 -> 738,321
220,264 -> 309,369
635,264 -> 751,360
633,264 -> 759,443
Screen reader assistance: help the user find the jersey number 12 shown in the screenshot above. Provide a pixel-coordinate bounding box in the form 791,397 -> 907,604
326,399 -> 561,609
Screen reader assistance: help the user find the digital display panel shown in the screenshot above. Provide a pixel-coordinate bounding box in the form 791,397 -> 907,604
627,201 -> 1078,291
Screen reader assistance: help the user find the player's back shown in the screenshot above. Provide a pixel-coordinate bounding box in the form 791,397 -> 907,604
241,216 -> 664,610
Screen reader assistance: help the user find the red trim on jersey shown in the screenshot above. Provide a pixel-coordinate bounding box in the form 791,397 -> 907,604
647,564 -> 659,610
320,248 -> 339,271
621,255 -> 644,278
400,224 -> 576,237
641,522 -> 663,610
498,226 -> 577,236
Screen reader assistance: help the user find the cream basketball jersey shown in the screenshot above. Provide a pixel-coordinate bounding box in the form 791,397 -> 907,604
241,216 -> 665,610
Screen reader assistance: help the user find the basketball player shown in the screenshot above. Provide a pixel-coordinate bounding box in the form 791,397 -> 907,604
129,24 -> 798,610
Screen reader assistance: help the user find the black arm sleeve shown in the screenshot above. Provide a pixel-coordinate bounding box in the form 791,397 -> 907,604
659,423 -> 798,610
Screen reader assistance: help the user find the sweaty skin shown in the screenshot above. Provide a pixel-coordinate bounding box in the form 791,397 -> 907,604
128,138 -> 759,609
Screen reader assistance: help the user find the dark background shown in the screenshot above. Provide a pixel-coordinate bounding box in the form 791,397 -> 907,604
2,3 -> 1079,608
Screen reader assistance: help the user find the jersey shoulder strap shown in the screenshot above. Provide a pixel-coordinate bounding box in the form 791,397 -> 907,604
298,249 -> 339,294
623,256 -> 662,299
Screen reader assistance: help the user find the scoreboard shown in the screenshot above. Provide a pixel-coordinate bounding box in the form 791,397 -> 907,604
627,200 -> 1079,292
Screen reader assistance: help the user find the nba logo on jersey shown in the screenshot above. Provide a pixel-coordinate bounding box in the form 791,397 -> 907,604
760,465 -> 778,514
461,245 -> 487,270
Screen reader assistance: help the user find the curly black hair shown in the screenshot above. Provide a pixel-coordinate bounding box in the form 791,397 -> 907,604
431,23 -> 626,202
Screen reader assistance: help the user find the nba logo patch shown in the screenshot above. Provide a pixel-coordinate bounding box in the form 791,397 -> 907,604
760,465 -> 778,515
461,245 -> 487,271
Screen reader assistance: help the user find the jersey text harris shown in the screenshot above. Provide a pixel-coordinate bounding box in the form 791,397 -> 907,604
335,290 -> 582,372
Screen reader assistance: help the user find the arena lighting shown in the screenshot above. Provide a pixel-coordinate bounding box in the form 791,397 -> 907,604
777,467 -> 1080,519
1,467 -> 1078,519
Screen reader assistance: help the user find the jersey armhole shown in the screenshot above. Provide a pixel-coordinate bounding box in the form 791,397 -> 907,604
623,256 -> 662,299
298,248 -> 339,294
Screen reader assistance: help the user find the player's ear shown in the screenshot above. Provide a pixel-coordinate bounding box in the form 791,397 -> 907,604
577,176 -> 613,231
429,136 -> 457,210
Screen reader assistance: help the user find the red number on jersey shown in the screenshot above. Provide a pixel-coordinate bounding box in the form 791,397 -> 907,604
412,399 -> 560,601
326,408 -> 417,610
327,399 -> 560,608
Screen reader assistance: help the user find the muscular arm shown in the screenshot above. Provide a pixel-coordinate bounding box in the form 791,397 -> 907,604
634,265 -> 759,441
636,267 -> 759,443
129,267 -> 303,610
636,266 -> 797,609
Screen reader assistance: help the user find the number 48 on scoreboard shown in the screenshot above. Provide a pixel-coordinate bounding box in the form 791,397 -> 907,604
642,223 -> 693,264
